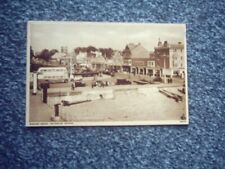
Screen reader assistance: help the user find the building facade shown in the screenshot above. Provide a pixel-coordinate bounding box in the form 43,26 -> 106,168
71,40 -> 185,78
122,43 -> 151,74
106,51 -> 123,72
90,51 -> 106,71
154,40 -> 185,77
169,42 -> 185,77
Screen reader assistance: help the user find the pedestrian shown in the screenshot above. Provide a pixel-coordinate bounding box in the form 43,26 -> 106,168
71,82 -> 75,91
106,81 -> 109,86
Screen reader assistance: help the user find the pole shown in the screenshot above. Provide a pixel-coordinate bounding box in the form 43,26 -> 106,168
32,72 -> 37,95
51,103 -> 61,121
43,87 -> 47,103
41,82 -> 49,103
54,104 -> 59,117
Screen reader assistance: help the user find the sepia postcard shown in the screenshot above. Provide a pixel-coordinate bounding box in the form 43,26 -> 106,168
26,21 -> 189,127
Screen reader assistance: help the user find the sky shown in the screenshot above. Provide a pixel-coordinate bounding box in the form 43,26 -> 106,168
29,21 -> 186,53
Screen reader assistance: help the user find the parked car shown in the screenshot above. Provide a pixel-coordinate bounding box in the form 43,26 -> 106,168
116,78 -> 132,85
73,70 -> 99,77
75,80 -> 86,87
73,75 -> 83,81
103,69 -> 110,74
92,80 -> 109,88
153,77 -> 162,82
103,69 -> 115,77
82,70 -> 99,77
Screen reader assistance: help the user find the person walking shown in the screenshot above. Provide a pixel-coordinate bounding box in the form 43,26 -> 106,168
71,82 -> 75,91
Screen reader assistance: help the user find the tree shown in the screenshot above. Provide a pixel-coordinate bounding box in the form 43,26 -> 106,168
30,46 -> 34,60
74,47 -> 80,54
122,45 -> 131,59
87,46 -> 97,53
99,48 -> 106,56
105,48 -> 113,59
49,49 -> 58,56
38,49 -> 50,61
36,49 -> 58,62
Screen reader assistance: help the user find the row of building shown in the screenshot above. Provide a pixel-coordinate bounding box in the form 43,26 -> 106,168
127,40 -> 185,78
50,40 -> 185,78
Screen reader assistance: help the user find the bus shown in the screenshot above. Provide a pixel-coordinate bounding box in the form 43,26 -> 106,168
37,67 -> 69,83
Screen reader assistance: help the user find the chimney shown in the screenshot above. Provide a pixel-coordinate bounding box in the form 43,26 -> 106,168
163,41 -> 168,47
158,38 -> 162,47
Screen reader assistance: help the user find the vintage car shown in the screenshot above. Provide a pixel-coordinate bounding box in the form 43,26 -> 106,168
116,78 -> 132,85
153,77 -> 163,82
91,80 -> 110,88
74,80 -> 86,87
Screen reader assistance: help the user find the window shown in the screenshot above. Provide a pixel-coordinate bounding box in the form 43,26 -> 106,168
147,61 -> 155,67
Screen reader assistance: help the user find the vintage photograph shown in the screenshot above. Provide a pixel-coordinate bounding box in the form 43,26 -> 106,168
26,21 -> 188,126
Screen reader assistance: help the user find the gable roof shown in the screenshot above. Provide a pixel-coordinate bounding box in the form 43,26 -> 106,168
108,51 -> 123,66
90,53 -> 106,64
127,43 -> 150,59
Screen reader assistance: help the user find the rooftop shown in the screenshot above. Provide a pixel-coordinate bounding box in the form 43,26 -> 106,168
155,41 -> 184,50
127,43 -> 150,59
